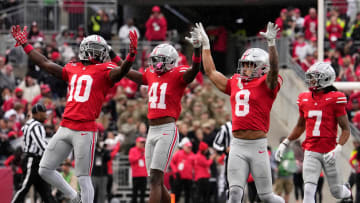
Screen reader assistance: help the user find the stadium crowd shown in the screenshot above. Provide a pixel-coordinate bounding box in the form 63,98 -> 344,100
2,2 -> 360,203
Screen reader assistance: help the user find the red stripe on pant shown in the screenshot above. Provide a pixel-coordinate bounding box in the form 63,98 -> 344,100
89,132 -> 96,176
164,127 -> 178,171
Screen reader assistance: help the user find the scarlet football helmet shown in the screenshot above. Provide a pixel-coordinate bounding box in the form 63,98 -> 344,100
149,43 -> 179,75
237,48 -> 269,80
305,62 -> 335,91
79,35 -> 109,63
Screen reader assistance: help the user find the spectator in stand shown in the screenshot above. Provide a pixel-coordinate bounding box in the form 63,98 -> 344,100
338,56 -> 358,81
293,8 -> 304,33
89,9 -> 102,35
145,6 -> 167,42
275,9 -> 288,35
0,64 -> 16,90
27,21 -> 45,44
194,141 -> 216,203
170,141 -> 195,203
292,33 -> 311,64
31,84 -> 52,106
63,0 -> 84,31
4,147 -> 23,191
274,137 -> 296,203
106,135 -> 121,202
292,140 -> 304,203
128,137 -> 147,203
92,140 -> 110,203
353,111 -> 360,130
347,12 -> 360,40
347,141 -> 360,191
100,12 -> 113,41
75,25 -> 86,45
18,75 -> 40,103
300,52 -> 316,72
303,8 -> 318,40
207,25 -> 228,73
2,87 -> 28,116
326,8 -> 346,31
119,18 -> 141,59
326,15 -> 344,49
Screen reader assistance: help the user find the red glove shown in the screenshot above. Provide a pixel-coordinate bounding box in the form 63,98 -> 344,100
11,25 -> 28,47
129,30 -> 138,55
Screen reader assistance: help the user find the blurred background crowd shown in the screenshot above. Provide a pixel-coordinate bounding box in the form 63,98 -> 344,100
2,0 -> 360,203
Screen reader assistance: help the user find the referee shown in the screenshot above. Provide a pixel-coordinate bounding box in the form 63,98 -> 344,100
213,121 -> 232,201
11,103 -> 56,203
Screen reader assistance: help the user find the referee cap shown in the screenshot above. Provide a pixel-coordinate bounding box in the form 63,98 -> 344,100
32,103 -> 47,114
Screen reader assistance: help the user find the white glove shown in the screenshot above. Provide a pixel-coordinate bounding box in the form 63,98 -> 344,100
323,144 -> 342,165
185,28 -> 202,48
259,22 -> 280,47
275,138 -> 290,162
195,22 -> 210,50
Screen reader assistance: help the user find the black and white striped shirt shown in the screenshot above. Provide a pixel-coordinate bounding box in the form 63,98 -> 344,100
22,119 -> 47,157
213,121 -> 232,154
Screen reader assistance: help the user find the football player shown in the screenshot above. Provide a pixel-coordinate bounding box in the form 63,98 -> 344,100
10,25 -> 138,203
197,22 -> 285,203
275,62 -> 352,203
125,29 -> 202,203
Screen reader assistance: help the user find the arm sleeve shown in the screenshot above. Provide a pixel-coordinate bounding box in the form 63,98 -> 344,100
225,77 -> 232,95
170,153 -> 178,173
213,127 -> 226,152
297,94 -> 304,117
128,148 -> 141,164
62,66 -> 69,81
31,125 -> 47,151
335,94 -> 347,117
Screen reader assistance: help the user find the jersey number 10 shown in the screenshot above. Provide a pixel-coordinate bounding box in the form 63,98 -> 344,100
67,74 -> 93,102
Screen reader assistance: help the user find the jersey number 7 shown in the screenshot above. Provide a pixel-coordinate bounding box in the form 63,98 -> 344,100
308,110 -> 322,136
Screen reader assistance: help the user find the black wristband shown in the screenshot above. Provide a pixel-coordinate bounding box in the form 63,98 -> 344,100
109,49 -> 117,59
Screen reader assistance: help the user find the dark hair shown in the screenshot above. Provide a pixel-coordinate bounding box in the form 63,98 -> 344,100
32,103 -> 46,114
323,85 -> 337,93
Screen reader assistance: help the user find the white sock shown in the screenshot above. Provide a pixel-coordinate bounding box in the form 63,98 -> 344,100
78,176 -> 94,203
39,167 -> 77,199
303,183 -> 317,203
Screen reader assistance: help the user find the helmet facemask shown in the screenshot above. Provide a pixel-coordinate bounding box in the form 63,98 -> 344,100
149,55 -> 176,75
79,35 -> 109,64
237,60 -> 269,80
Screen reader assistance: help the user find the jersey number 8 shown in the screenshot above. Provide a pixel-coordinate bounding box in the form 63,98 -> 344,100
235,89 -> 250,117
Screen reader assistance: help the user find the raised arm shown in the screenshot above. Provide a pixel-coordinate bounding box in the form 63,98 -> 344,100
126,69 -> 144,84
11,25 -> 63,79
260,22 -> 280,90
109,30 -> 138,83
196,23 -> 228,93
182,28 -> 202,84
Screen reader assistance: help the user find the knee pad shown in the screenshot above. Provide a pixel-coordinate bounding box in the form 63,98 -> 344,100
229,186 -> 243,203
258,192 -> 285,203
38,167 -> 50,178
330,185 -> 344,199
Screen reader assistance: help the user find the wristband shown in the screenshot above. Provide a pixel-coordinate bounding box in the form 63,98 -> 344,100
126,54 -> 136,62
267,39 -> 276,47
112,55 -> 122,63
109,49 -> 117,59
192,55 -> 201,63
24,44 -> 34,54
282,138 -> 290,146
